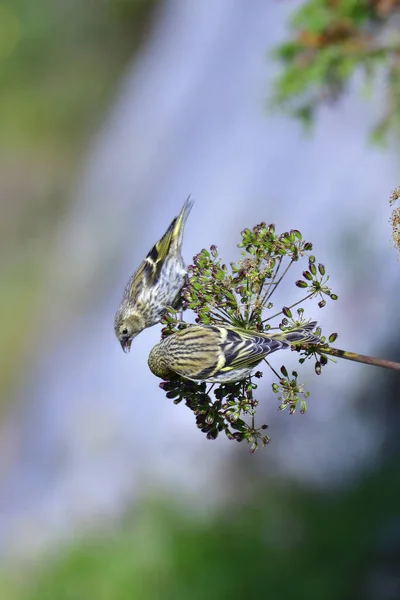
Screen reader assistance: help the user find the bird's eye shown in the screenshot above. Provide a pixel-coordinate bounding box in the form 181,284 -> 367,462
122,328 -> 128,335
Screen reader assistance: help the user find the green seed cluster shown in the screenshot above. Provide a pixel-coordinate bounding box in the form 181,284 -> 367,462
159,222 -> 339,452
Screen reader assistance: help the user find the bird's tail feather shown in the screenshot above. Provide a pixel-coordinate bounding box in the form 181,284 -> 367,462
171,195 -> 194,251
146,196 -> 194,264
281,320 -> 320,346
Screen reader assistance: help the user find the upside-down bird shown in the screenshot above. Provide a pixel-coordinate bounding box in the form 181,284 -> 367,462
148,321 -> 320,383
115,197 -> 194,352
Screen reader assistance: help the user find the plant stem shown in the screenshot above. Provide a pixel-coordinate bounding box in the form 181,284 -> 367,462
263,292 -> 314,323
244,276 -> 252,324
260,256 -> 283,305
264,258 -> 294,302
263,358 -> 282,379
207,308 -> 229,322
318,346 -> 400,372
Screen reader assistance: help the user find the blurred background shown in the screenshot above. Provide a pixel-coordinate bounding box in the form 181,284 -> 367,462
1,0 -> 400,598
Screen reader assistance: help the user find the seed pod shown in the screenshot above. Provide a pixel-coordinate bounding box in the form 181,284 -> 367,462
296,280 -> 308,288
205,413 -> 214,425
282,306 -> 293,318
206,429 -> 219,440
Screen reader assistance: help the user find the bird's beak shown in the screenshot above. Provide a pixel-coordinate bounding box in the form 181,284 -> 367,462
121,338 -> 132,353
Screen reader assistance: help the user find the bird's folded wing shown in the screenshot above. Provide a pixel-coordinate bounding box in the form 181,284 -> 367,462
221,329 -> 290,372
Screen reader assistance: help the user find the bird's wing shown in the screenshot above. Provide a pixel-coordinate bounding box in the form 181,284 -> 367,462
146,196 -> 194,265
146,224 -> 175,266
169,196 -> 194,253
122,258 -> 151,300
123,223 -> 178,300
219,328 -> 290,372
124,198 -> 194,301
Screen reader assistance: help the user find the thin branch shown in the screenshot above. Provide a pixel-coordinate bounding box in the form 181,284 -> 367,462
219,305 -> 238,321
252,263 -> 268,306
209,303 -> 242,324
260,256 -> 283,305
318,346 -> 400,372
263,292 -> 314,323
263,258 -> 294,302
263,358 -> 282,379
244,276 -> 253,324
207,308 -> 230,322
249,384 -> 255,431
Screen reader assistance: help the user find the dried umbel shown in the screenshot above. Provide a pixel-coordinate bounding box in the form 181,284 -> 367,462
154,223 -> 339,452
390,187 -> 400,257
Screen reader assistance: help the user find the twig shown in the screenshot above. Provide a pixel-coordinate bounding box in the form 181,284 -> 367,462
263,258 -> 294,302
318,346 -> 400,372
263,292 -> 314,323
260,256 -> 283,305
263,358 -> 282,379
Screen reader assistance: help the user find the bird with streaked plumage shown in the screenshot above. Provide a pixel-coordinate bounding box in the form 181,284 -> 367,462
114,197 -> 194,352
148,321 -> 321,384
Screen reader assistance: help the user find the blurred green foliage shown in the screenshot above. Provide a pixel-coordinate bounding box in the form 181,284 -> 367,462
3,462 -> 400,599
0,0 -> 156,406
272,0 -> 400,142
1,4 -> 400,597
0,0 -> 156,149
